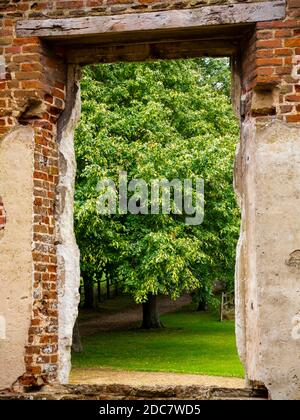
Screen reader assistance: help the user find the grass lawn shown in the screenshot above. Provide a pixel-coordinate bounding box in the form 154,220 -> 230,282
72,305 -> 244,378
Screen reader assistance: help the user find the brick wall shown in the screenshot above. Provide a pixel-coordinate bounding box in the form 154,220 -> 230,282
242,0 -> 300,123
0,0 -> 300,387
20,53 -> 66,386
0,5 -> 67,386
0,0 -> 270,19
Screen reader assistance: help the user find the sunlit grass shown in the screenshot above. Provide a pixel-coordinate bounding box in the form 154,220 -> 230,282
72,304 -> 244,378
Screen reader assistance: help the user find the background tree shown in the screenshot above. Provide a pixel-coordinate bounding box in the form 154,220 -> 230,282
75,59 -> 240,328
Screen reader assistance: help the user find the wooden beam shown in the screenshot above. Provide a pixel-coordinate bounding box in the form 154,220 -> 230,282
16,1 -> 286,40
67,39 -> 238,65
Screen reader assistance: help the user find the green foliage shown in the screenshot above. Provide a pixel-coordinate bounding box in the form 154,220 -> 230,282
75,58 -> 240,304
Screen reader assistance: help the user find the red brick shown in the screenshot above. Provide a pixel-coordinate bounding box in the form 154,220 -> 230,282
281,105 -> 294,114
27,366 -> 42,375
275,48 -> 293,56
257,31 -> 274,40
286,94 -> 300,102
286,114 -> 300,123
21,63 -> 44,72
257,20 -> 300,29
256,49 -> 274,58
21,43 -> 42,54
15,71 -> 42,81
50,355 -> 58,363
20,80 -> 45,90
256,58 -> 283,67
56,1 -> 84,9
257,39 -> 283,49
12,54 -> 41,64
5,46 -> 21,54
55,81 -> 65,90
51,87 -> 65,100
285,38 -> 300,47
13,37 -> 41,46
275,29 -> 293,38
289,0 -> 300,8
275,67 -> 292,75
256,67 -> 275,76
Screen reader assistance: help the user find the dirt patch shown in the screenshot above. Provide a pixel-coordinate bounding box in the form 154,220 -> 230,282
70,367 -> 245,389
79,295 -> 191,337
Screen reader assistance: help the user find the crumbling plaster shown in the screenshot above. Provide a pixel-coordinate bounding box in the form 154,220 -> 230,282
235,119 -> 300,400
56,67 -> 81,384
0,126 -> 34,388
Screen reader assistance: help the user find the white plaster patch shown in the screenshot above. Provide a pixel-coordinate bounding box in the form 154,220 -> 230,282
0,126 -> 34,388
235,120 -> 300,400
0,316 -> 6,340
56,70 -> 81,384
292,55 -> 300,80
292,315 -> 300,340
0,57 -> 5,80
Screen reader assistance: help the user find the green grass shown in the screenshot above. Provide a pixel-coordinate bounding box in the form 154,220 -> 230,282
72,305 -> 244,378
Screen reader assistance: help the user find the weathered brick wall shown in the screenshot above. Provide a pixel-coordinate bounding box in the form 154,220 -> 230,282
0,3 -> 67,387
242,0 -> 300,122
0,0 -> 270,19
0,0 -> 300,389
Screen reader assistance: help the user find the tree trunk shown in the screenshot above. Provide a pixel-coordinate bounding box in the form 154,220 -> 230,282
197,297 -> 208,312
141,294 -> 163,329
72,318 -> 83,353
115,282 -> 119,297
83,274 -> 94,309
106,277 -> 110,299
97,278 -> 101,303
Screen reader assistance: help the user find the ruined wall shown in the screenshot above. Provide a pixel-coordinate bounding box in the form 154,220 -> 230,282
0,2 -> 67,387
56,66 -> 81,384
235,0 -> 300,399
0,0 -> 300,400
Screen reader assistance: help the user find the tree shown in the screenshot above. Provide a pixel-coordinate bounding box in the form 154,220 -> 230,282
141,294 -> 163,329
75,59 -> 240,328
72,318 -> 83,353
82,270 -> 95,309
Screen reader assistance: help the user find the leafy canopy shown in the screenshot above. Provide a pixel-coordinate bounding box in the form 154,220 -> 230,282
75,58 -> 240,303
